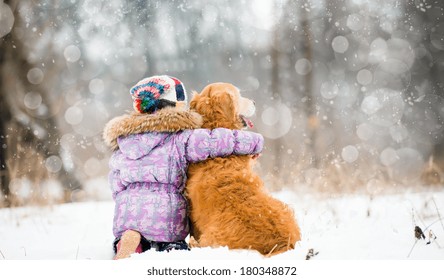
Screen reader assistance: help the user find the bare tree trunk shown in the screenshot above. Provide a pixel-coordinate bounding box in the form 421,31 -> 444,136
0,0 -> 82,205
0,0 -> 14,205
301,3 -> 317,168
0,49 -> 12,205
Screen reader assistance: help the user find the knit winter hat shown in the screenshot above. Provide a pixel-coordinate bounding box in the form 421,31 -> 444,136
130,75 -> 187,113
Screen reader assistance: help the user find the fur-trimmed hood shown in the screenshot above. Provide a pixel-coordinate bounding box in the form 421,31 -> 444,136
103,107 -> 203,150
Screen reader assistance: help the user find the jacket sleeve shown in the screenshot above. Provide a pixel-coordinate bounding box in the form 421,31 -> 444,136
184,128 -> 264,163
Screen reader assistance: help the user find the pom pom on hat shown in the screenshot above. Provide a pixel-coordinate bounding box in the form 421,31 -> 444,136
130,75 -> 187,113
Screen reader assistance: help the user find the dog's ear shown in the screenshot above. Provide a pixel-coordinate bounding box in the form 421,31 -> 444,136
190,84 -> 216,111
190,92 -> 211,114
189,91 -> 200,110
200,84 -> 213,97
190,90 -> 199,109
190,84 -> 214,110
212,92 -> 237,123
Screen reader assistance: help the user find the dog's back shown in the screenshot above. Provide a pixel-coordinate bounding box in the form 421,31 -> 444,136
186,155 -> 301,256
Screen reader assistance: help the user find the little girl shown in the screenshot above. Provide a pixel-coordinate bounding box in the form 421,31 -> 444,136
103,75 -> 263,259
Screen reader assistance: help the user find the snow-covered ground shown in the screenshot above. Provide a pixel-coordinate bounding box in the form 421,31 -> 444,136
0,189 -> 443,260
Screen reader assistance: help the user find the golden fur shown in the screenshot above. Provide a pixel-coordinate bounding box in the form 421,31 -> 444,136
186,83 -> 301,256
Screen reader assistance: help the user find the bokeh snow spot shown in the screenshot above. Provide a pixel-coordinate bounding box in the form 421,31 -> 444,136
320,81 -> 339,99
65,106 -> 84,125
347,14 -> 364,31
64,45 -> 81,62
24,92 -> 42,110
356,69 -> 373,85
380,147 -> 398,166
27,68 -> 44,85
259,103 -> 293,139
332,36 -> 349,53
356,123 -> 374,141
341,145 -> 359,163
295,58 -> 312,75
45,155 -> 63,173
89,79 -> 105,95
0,2 -> 14,38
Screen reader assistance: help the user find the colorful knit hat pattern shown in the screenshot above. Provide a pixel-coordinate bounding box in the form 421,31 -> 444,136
130,75 -> 187,113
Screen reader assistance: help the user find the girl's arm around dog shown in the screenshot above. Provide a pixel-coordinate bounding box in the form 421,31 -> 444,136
184,128 -> 263,163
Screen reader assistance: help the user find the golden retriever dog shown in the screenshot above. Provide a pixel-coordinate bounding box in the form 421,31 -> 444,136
186,82 -> 301,256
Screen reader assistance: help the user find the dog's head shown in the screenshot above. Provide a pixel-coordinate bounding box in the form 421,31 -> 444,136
190,83 -> 256,129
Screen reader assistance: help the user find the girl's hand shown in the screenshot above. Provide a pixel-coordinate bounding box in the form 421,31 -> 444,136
251,154 -> 261,160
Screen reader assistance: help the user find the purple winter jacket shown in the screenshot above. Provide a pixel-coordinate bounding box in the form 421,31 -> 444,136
106,117 -> 263,242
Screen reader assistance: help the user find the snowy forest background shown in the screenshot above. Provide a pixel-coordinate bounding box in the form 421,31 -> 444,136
1,0 -> 444,207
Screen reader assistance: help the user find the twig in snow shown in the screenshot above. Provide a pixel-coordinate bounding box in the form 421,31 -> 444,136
305,248 -> 319,260
426,230 -> 437,245
407,217 -> 444,258
424,218 -> 444,233
411,207 -> 427,229
431,197 -> 444,232
408,208 -> 421,258
0,249 -> 5,259
76,245 -> 80,260
407,239 -> 419,258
